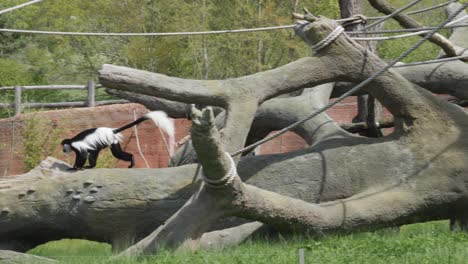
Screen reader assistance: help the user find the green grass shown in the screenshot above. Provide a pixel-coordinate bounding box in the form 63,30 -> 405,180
27,220 -> 468,264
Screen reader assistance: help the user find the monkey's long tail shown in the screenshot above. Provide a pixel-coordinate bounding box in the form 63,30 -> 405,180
113,111 -> 175,155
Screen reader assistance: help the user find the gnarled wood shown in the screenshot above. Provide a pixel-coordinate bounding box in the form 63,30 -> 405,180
114,18 -> 468,256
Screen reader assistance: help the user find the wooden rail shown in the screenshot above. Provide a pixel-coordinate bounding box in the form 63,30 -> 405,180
0,81 -> 128,116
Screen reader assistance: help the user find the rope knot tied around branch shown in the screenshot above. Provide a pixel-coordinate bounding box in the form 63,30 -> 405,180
202,152 -> 237,189
311,25 -> 344,54
340,14 -> 368,27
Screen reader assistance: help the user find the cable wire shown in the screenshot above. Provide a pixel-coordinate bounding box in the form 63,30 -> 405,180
367,0 -> 459,20
0,0 -> 460,38
352,15 -> 468,41
393,54 -> 468,67
363,0 -> 424,30
348,23 -> 468,35
0,0 -> 43,15
0,24 -> 295,37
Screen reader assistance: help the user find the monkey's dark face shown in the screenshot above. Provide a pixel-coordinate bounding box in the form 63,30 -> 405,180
61,139 -> 72,154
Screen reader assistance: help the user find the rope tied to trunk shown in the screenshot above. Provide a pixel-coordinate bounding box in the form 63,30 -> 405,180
202,152 -> 237,189
312,25 -> 345,54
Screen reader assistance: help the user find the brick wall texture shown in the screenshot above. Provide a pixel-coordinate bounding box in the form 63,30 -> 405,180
0,99 -> 360,176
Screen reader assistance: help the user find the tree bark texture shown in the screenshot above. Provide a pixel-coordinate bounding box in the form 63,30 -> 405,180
102,17 -> 468,256
0,250 -> 57,264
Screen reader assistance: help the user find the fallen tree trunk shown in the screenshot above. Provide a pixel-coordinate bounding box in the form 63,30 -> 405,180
0,250 -> 57,264
0,128 -> 411,253
333,60 -> 468,100
115,16 -> 468,256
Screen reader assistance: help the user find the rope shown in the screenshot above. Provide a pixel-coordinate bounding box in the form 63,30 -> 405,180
2,22 -> 466,41
367,0 -> 459,20
348,23 -> 468,35
132,110 -> 150,168
446,13 -> 468,26
392,54 -> 468,67
311,26 -> 344,53
230,2 -> 468,157
202,152 -> 237,188
352,30 -> 430,41
0,0 -> 43,15
363,0 -> 424,31
0,25 -> 295,37
0,1 -> 459,38
353,15 -> 468,41
0,8 -> 464,39
404,0 -> 459,16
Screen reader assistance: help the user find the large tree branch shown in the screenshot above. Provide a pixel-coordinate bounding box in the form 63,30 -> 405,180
99,55 -> 335,154
333,61 -> 468,100
367,0 -> 464,58
440,2 -> 468,57
116,17 -> 468,256
249,84 -> 353,145
100,57 -> 334,106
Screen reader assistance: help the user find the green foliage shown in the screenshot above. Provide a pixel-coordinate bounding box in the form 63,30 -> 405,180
27,221 -> 468,264
22,116 -> 65,170
363,0 -> 456,62
0,0 -> 460,113
0,58 -> 33,86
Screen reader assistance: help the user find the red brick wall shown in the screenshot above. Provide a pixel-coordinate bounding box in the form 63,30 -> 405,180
0,99 -> 361,176
0,104 -> 191,176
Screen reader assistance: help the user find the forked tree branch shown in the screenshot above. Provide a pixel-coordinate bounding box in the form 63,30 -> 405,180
367,0 -> 465,59
117,17 -> 468,256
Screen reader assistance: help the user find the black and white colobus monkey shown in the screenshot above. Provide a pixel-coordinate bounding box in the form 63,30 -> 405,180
61,111 -> 174,170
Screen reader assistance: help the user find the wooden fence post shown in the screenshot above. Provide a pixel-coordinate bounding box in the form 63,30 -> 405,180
87,80 -> 95,107
14,86 -> 22,116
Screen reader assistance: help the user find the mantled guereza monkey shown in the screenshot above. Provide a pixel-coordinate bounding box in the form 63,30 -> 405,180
61,111 -> 174,170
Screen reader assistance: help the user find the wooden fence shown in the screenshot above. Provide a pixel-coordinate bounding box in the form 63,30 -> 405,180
0,81 -> 128,116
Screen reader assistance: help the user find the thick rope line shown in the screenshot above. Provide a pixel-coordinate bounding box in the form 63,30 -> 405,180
353,30 -> 432,41
1,8 -> 465,39
348,23 -> 468,35
230,2 -> 468,157
445,13 -> 468,26
2,22 -> 467,41
353,15 -> 468,41
312,26 -> 344,53
404,0 -> 458,15
363,0 -> 424,30
367,0 -> 459,20
0,1 -> 458,38
202,152 -> 237,188
0,25 -> 295,37
393,54 -> 468,67
0,0 -> 43,15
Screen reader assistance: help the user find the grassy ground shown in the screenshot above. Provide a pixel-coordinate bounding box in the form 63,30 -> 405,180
27,220 -> 468,264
